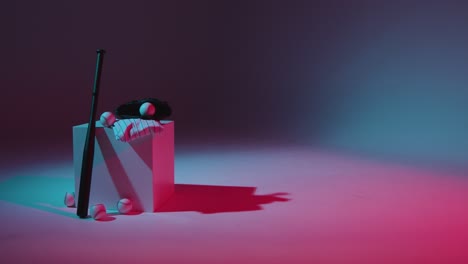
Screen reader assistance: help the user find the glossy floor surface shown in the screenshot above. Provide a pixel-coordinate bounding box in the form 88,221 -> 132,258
1,145 -> 467,264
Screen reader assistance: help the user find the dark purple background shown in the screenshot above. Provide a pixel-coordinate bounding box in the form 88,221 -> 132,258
2,0 -> 468,170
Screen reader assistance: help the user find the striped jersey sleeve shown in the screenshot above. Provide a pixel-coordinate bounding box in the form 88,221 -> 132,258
111,119 -> 164,142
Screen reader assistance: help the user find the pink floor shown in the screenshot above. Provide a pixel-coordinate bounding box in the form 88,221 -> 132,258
1,145 -> 468,264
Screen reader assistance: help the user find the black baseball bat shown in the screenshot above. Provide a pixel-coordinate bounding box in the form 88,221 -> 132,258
77,49 -> 106,218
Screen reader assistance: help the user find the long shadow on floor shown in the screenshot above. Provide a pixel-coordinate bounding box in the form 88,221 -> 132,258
156,184 -> 290,214
0,176 -> 290,218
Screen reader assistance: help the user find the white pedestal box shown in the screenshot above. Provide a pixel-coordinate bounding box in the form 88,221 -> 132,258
72,121 -> 174,213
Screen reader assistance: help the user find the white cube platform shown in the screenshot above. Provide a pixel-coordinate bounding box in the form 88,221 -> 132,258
72,120 -> 174,213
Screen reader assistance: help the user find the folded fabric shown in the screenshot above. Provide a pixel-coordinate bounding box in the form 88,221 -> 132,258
112,119 -> 164,142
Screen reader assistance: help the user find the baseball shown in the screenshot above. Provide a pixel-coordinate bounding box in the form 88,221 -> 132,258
90,204 -> 107,220
100,111 -> 116,127
139,102 -> 156,117
117,198 -> 133,214
64,192 -> 75,207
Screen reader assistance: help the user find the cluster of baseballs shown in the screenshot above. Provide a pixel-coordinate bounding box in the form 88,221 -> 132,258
64,192 -> 133,221
100,102 -> 156,128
